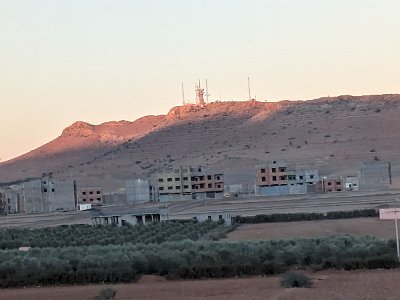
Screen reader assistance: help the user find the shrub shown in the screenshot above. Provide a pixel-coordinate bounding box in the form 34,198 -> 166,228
95,287 -> 117,299
280,271 -> 312,288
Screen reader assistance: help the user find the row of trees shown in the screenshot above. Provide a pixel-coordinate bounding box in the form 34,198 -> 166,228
234,209 -> 378,224
0,220 -> 224,249
0,235 -> 397,287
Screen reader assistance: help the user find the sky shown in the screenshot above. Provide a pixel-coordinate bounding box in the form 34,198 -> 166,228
1,0 -> 400,162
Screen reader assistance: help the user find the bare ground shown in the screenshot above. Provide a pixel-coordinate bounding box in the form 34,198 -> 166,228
1,270 -> 400,300
226,217 -> 397,241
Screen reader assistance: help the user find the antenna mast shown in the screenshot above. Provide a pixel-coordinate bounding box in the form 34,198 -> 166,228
247,77 -> 252,101
206,78 -> 209,103
181,82 -> 185,105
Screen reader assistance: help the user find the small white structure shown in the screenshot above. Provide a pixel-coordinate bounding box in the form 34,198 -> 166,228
78,203 -> 92,211
345,176 -> 359,191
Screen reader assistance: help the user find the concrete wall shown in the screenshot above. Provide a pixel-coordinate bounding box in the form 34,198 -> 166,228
359,161 -> 390,191
159,193 -> 192,202
103,193 -> 127,205
258,185 -> 289,196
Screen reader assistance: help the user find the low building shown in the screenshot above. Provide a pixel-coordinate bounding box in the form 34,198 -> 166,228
79,187 -> 103,206
90,206 -> 169,226
193,212 -> 233,226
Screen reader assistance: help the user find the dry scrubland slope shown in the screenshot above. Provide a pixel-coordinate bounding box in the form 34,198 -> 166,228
1,94 -> 400,189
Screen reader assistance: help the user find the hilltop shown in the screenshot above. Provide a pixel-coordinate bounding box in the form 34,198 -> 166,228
1,94 -> 400,190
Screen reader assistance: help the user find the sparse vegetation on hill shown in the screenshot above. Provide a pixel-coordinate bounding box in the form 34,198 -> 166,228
2,94 -> 400,189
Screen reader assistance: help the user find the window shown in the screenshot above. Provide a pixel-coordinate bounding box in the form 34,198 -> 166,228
208,183 -> 212,188
174,169 -> 180,173
43,188 -> 48,193
310,175 -> 314,179
336,188 -> 342,191
97,191 -> 101,194
216,176 -> 221,180
82,191 -> 86,195
327,182 -> 332,186
207,175 -> 212,180
272,176 -> 277,181
168,186 -> 173,190
262,177 -> 266,182
97,198 -> 101,201
219,215 -> 223,219
184,185 -> 189,189
175,186 -> 181,189
159,187 -> 164,191
271,168 -> 276,173
299,176 -> 304,180
42,181 -> 47,185
279,167 -> 286,172
208,216 -> 212,221
336,181 -> 341,185
158,178 -> 164,182
261,168 -> 266,173
279,175 -> 287,180
183,177 -> 188,180
167,178 -> 172,182
51,188 -> 55,192
89,191 -> 93,194
90,198 -> 93,201
175,178 -> 180,181
83,199 -> 86,202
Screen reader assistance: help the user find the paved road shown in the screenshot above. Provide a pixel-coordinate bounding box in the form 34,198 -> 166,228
1,191 -> 399,228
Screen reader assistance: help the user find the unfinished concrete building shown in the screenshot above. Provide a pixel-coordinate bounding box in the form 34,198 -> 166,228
126,179 -> 155,203
154,166 -> 224,202
5,178 -> 77,213
317,176 -> 344,192
256,160 -> 318,196
79,186 -> 103,206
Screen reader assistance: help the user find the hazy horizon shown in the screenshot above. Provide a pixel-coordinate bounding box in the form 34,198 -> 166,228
1,0 -> 400,161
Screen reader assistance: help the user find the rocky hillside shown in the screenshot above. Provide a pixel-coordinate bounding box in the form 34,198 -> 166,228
1,94 -> 400,190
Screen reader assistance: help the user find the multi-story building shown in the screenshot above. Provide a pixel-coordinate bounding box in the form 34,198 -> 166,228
4,177 -> 77,213
154,166 -> 224,202
79,187 -> 103,205
256,160 -> 319,196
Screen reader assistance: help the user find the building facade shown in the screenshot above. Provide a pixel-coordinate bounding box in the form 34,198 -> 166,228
154,166 -> 224,202
79,187 -> 103,205
3,178 -> 77,214
317,176 -> 344,192
256,160 -> 319,196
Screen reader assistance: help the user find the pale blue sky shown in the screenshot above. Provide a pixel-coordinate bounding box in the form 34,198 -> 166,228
1,0 -> 400,161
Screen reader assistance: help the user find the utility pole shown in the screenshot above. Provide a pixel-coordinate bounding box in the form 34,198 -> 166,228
396,209 -> 400,262
247,77 -> 252,101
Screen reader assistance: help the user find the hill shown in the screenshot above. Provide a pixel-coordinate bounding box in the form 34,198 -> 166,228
1,94 -> 400,190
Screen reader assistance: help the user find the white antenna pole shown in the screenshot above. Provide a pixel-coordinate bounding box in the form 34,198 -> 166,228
247,77 -> 252,101
181,82 -> 185,105
206,78 -> 209,103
